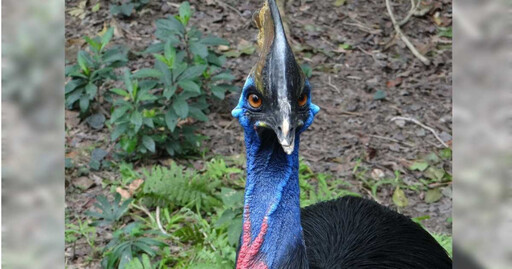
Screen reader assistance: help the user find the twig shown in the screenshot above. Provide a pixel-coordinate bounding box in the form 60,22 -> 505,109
327,76 -> 341,93
424,139 -> 443,149
383,32 -> 399,51
370,134 -> 414,147
156,206 -> 169,235
215,0 -> 245,19
385,0 -> 430,65
339,111 -> 364,117
356,46 -> 385,67
343,19 -> 382,35
428,181 -> 452,188
390,116 -> 449,148
399,0 -> 419,26
432,36 -> 453,44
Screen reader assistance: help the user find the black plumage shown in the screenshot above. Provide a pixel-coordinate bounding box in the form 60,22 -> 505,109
298,196 -> 452,269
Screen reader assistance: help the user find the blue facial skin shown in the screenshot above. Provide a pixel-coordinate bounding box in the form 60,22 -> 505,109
232,76 -> 319,267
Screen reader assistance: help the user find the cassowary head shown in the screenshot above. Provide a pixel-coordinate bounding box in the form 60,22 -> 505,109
232,0 -> 320,155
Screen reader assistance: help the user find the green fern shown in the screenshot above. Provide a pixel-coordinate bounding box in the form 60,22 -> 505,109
140,162 -> 221,211
203,158 -> 242,181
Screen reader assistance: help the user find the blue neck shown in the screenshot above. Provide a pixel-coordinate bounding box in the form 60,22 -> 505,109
238,130 -> 306,268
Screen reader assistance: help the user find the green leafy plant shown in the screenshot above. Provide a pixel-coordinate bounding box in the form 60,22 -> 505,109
89,148 -> 109,170
437,26 -> 452,38
215,187 -> 244,246
299,160 -> 360,207
352,159 -> 420,205
184,209 -> 237,267
109,2 -> 235,158
101,162 -> 142,193
125,254 -> 153,269
86,193 -> 133,226
66,218 -> 97,250
108,70 -> 165,157
110,0 -> 149,17
102,222 -> 166,268
65,27 -> 128,121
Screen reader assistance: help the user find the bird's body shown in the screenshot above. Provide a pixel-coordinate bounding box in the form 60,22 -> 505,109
232,1 -> 452,268
301,196 -> 451,269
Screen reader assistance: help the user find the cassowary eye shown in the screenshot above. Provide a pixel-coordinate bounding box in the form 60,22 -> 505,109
248,94 -> 262,108
298,93 -> 308,107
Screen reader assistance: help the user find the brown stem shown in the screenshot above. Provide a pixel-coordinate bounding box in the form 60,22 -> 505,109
182,29 -> 193,64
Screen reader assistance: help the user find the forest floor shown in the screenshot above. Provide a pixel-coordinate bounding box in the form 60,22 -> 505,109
65,0 -> 452,267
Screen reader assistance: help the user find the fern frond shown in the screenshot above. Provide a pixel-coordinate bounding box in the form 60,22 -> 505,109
140,163 -> 221,211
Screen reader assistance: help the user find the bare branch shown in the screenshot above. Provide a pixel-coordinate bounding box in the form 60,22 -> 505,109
385,0 -> 430,65
399,0 -> 419,26
328,76 -> 341,93
390,116 -> 449,148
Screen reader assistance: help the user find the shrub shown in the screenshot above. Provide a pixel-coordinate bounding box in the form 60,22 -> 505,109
65,27 -> 128,121
110,2 -> 236,158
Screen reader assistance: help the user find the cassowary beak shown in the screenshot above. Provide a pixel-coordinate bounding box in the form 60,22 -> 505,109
256,115 -> 296,155
275,116 -> 296,155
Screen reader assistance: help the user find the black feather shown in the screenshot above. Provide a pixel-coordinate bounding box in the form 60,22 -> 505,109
292,196 -> 452,269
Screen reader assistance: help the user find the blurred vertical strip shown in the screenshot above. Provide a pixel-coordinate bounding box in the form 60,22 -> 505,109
2,0 -> 65,268
453,0 -> 512,268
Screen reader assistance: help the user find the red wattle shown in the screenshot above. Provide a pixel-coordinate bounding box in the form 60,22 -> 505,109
236,206 -> 270,269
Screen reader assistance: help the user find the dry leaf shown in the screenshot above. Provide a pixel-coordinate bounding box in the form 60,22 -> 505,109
128,179 -> 144,194
218,45 -> 230,52
371,168 -> 385,180
68,0 -> 88,20
66,38 -> 86,47
66,151 -> 78,159
386,77 -> 403,88
116,187 -> 131,199
99,22 -> 109,37
74,177 -> 95,190
109,19 -> 124,38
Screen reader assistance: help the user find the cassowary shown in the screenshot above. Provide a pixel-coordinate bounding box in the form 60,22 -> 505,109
231,1 -> 452,268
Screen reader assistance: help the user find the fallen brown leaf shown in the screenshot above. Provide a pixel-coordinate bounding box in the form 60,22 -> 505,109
128,179 -> 144,194
116,187 -> 131,199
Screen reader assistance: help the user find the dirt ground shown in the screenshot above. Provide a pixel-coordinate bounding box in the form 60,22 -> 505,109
65,0 -> 452,265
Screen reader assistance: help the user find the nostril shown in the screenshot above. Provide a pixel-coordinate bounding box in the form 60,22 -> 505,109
277,126 -> 282,131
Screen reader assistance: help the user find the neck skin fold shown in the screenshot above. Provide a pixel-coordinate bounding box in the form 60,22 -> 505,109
236,131 -> 306,269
